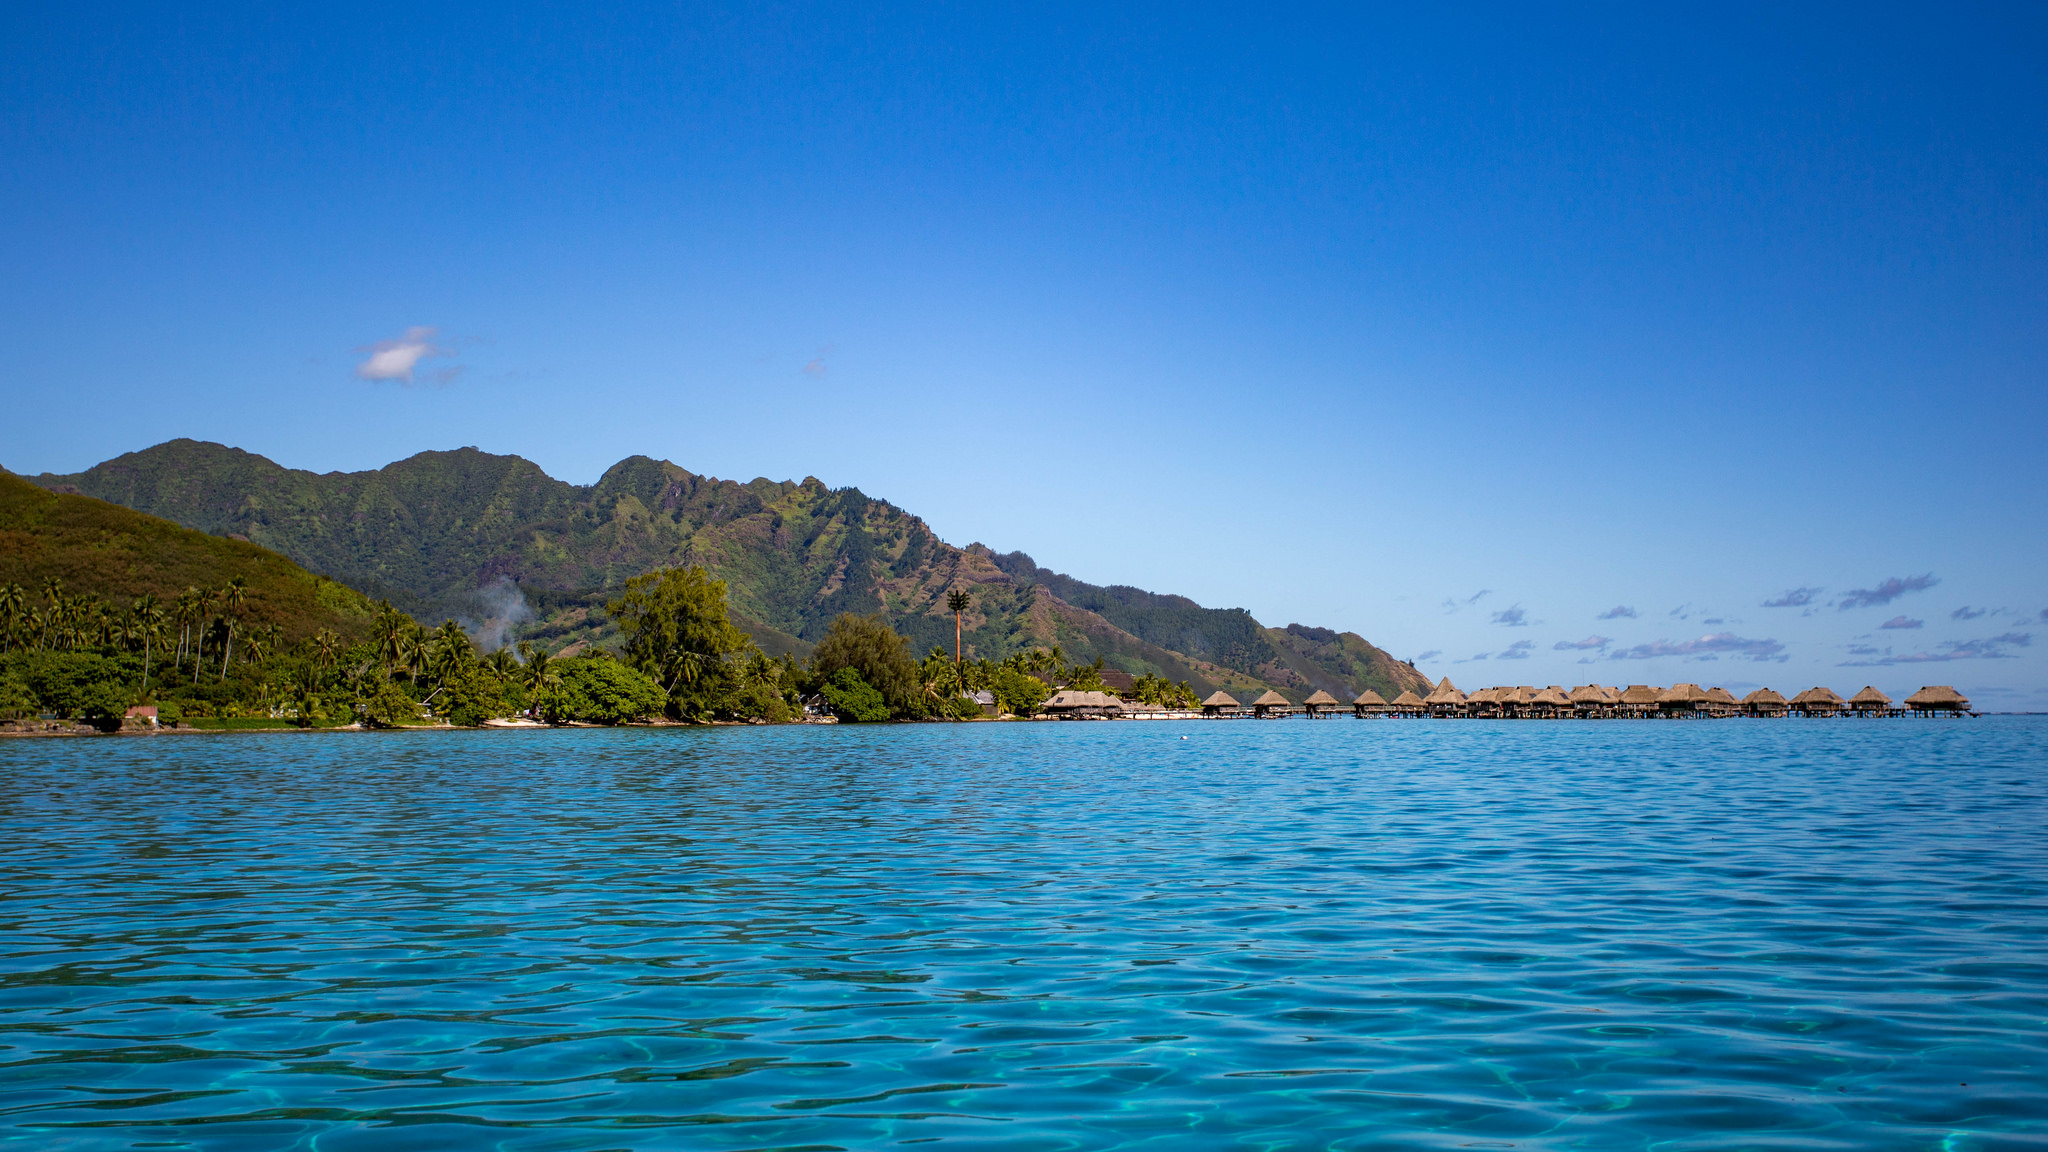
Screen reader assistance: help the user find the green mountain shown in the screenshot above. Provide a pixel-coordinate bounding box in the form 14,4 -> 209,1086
33,440 -> 1429,701
0,470 -> 379,643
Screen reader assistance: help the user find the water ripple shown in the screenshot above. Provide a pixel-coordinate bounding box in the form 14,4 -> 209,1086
1,719 -> 2044,1149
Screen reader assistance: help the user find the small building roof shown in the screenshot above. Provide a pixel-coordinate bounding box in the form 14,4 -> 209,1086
1619,685 -> 1664,705
1354,689 -> 1388,706
1905,685 -> 1970,707
1705,687 -> 1741,705
1424,677 -> 1466,705
971,690 -> 996,705
1660,683 -> 1709,704
1795,686 -> 1846,706
1391,690 -> 1426,707
1201,691 -> 1241,708
1568,685 -> 1609,703
1742,687 -> 1789,705
1532,686 -> 1570,706
1849,686 -> 1893,706
1303,689 -> 1341,706
1251,689 -> 1292,707
1043,690 -> 1120,709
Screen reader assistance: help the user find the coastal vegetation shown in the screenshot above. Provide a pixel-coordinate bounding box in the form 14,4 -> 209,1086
36,441 -> 1432,704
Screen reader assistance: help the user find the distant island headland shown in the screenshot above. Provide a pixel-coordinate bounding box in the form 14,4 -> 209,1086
3,439 -> 1436,731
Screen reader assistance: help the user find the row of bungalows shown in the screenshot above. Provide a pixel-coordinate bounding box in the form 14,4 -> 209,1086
1152,681 -> 1973,720
1408,678 -> 1973,718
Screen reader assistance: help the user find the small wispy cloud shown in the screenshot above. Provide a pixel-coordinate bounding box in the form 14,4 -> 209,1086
1411,650 -> 1442,664
1597,605 -> 1637,620
355,326 -> 455,384
1839,632 -> 2031,666
1442,590 -> 1492,614
1609,633 -> 1788,662
1498,640 -> 1535,660
1839,574 -> 1938,611
1762,587 -> 1822,609
1951,606 -> 1987,621
1491,605 -> 1529,627
1554,635 -> 1611,651
801,358 -> 827,377
1879,616 -> 1923,630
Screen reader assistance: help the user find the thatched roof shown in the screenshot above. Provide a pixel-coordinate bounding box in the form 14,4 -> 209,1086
1532,687 -> 1570,706
1849,686 -> 1892,706
1568,685 -> 1610,703
1391,690 -> 1426,708
1354,689 -> 1388,706
1200,691 -> 1241,708
1794,687 -> 1846,706
1742,687 -> 1789,705
1251,689 -> 1292,707
1424,678 -> 1466,705
1906,685 -> 1970,707
1706,687 -> 1741,706
1619,685 -> 1663,705
1660,683 -> 1708,704
1044,690 -> 1120,709
1303,690 -> 1340,706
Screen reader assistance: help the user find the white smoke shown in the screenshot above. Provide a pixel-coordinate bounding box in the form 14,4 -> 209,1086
465,576 -> 534,653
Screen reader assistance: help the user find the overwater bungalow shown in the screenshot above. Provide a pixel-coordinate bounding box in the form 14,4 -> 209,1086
1250,689 -> 1293,718
1041,690 -> 1123,719
1353,689 -> 1391,717
1705,687 -> 1742,717
1848,686 -> 1893,715
1390,689 -> 1427,716
1302,689 -> 1341,718
1618,685 -> 1664,718
1905,685 -> 1971,715
1569,685 -> 1617,718
1530,686 -> 1572,718
1792,687 -> 1847,716
1464,686 -> 1502,718
1424,678 -> 1468,717
1742,688 -> 1791,717
1200,690 -> 1242,717
1659,683 -> 1710,717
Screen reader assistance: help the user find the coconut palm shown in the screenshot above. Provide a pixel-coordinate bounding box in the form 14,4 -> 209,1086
946,589 -> 972,666
215,577 -> 248,680
312,628 -> 342,673
0,582 -> 25,651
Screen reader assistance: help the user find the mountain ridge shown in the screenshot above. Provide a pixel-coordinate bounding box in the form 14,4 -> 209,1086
33,440 -> 1429,701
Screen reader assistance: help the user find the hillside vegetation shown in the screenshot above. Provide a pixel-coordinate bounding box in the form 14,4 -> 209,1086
37,441 -> 1430,702
0,470 -> 378,644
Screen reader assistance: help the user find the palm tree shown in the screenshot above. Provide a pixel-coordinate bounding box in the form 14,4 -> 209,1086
312,629 -> 341,673
947,589 -> 972,666
216,577 -> 248,680
0,582 -> 24,651
134,598 -> 165,690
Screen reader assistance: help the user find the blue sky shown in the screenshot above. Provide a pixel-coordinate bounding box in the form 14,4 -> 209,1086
3,2 -> 2044,702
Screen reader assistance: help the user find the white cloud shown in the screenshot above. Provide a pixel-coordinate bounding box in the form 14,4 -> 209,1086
355,326 -> 451,384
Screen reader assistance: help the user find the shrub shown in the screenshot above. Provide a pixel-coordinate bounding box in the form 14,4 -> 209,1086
538,657 -> 666,724
820,667 -> 890,723
359,681 -> 420,728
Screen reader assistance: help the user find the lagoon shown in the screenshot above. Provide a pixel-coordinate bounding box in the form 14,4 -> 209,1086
1,719 -> 2044,1150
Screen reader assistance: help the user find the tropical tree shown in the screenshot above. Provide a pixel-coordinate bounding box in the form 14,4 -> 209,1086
946,588 -> 972,666
606,565 -> 755,718
811,613 -> 920,718
216,577 -> 248,680
0,582 -> 25,651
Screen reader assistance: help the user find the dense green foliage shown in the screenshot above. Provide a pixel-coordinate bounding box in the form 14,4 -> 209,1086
38,441 -> 1432,703
818,667 -> 890,723
608,565 -> 767,720
535,656 -> 667,725
811,613 -> 921,716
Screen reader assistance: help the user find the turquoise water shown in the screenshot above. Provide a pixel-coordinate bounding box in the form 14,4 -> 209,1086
1,719 -> 2044,1150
